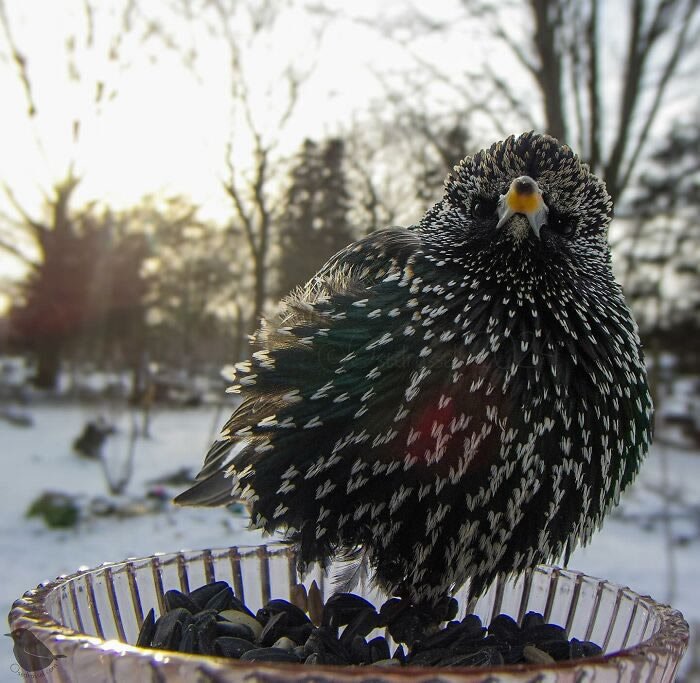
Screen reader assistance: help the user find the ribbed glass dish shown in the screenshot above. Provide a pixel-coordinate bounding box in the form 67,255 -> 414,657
9,543 -> 688,682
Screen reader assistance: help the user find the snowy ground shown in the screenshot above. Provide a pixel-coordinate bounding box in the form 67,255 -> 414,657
2,401 -> 699,680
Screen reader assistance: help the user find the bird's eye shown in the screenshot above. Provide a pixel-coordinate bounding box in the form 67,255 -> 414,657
471,197 -> 497,219
545,208 -> 577,238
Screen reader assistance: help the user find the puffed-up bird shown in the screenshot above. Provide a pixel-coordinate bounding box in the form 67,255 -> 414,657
176,132 -> 652,609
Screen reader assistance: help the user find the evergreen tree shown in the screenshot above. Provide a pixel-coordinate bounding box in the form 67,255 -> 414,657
622,118 -> 700,357
277,138 -> 354,296
8,178 -> 150,388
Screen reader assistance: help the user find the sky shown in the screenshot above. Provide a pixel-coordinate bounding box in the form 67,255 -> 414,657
0,2 -> 472,219
0,0 -> 696,314
0,1 -> 469,313
0,2 -> 472,305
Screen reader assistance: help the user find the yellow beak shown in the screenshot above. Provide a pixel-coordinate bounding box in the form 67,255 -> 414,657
496,175 -> 549,238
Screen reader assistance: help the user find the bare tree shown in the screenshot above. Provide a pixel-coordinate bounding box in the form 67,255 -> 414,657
495,0 -> 698,203
167,0 -> 326,335
361,0 -> 699,205
0,0 -> 159,385
342,104 -> 475,236
0,0 -> 157,184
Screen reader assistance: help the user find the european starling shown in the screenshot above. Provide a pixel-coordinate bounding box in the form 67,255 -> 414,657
176,132 -> 652,608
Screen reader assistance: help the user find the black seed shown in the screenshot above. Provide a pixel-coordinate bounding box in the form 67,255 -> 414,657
214,636 -> 256,658
498,642 -> 525,664
304,627 -> 350,662
487,649 -> 507,666
386,606 -> 428,647
430,596 -> 459,623
417,616 -> 485,651
569,638 -> 584,660
194,608 -> 218,621
408,647 -> 453,667
582,640 -> 604,657
437,648 -> 501,668
286,622 -> 313,645
215,620 -> 255,641
444,597 -> 459,622
189,581 -> 231,610
368,636 -> 390,663
489,614 -> 522,643
527,623 -> 568,643
136,608 -> 156,648
378,597 -> 407,626
152,608 -> 192,650
135,584 -> 605,669
204,586 -> 235,612
164,589 -> 198,614
239,647 -> 301,663
257,598 -> 311,627
194,610 -> 218,655
258,611 -> 289,647
349,634 -> 371,665
339,608 -> 379,646
521,611 -> 545,631
322,652 -> 350,666
461,614 -> 484,635
179,624 -> 198,654
535,638 -> 571,661
322,592 -> 376,628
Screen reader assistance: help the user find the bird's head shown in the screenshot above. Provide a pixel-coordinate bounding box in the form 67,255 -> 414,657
432,132 -> 613,274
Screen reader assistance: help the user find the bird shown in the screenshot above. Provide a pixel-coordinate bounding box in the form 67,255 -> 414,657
6,629 -> 66,672
176,132 -> 652,611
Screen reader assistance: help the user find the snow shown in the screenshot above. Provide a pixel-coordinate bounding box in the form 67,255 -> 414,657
2,402 -> 699,679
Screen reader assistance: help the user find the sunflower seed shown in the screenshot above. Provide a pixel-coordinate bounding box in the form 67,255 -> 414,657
164,590 -> 198,614
218,609 -> 263,639
239,647 -> 301,663
136,608 -> 156,648
214,636 -> 256,658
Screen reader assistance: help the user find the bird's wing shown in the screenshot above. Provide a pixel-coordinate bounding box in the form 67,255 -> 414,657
174,225 -> 512,576
174,227 -> 440,504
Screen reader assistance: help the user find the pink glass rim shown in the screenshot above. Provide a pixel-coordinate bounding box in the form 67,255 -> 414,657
8,543 -> 689,681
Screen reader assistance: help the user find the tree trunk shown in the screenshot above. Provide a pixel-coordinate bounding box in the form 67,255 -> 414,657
532,0 -> 568,143
250,255 -> 266,336
33,343 -> 62,389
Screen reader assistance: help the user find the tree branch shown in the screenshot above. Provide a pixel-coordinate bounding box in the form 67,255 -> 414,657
494,25 -> 539,78
587,0 -> 601,172
223,146 -> 257,257
0,234 -> 37,267
0,0 -> 37,117
2,183 -> 47,239
617,0 -> 697,197
531,0 -> 567,142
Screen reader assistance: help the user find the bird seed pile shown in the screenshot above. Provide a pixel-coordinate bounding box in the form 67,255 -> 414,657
135,580 -> 604,669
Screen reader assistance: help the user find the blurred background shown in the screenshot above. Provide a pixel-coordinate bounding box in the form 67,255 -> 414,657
1,0 -> 699,679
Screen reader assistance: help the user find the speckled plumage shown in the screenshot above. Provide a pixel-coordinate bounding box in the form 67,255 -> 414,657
176,132 -> 652,607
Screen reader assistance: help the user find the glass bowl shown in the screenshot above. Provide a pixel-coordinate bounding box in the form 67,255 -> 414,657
8,543 -> 688,681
